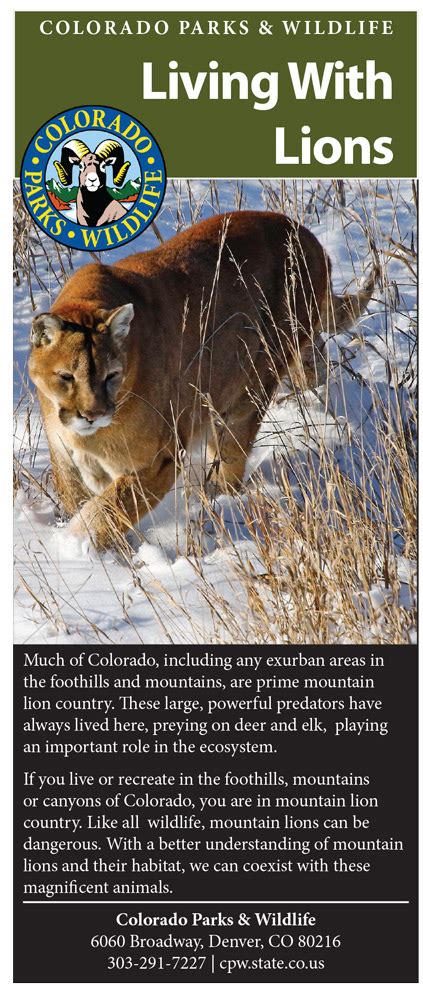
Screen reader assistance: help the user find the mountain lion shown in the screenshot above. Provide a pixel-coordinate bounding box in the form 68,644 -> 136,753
28,211 -> 377,548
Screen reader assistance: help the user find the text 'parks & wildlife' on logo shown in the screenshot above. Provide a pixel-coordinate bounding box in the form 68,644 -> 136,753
20,105 -> 167,251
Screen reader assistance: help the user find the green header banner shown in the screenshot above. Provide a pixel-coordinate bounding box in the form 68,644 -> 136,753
15,11 -> 416,177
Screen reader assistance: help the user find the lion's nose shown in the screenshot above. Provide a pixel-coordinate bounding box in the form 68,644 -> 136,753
78,409 -> 106,423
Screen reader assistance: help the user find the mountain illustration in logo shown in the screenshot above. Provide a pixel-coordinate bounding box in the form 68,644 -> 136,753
46,176 -> 142,211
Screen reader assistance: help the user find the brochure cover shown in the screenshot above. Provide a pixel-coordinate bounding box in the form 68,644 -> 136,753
13,9 -> 418,985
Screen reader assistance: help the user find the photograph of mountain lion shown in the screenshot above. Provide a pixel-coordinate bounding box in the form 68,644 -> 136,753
14,178 -> 416,644
28,210 -> 377,550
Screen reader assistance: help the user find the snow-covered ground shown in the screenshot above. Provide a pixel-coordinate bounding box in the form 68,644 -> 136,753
14,179 -> 417,644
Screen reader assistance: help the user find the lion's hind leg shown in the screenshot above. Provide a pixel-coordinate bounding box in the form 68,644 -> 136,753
206,404 -> 262,492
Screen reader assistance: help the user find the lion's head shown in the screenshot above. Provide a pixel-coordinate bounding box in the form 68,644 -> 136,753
28,303 -> 134,437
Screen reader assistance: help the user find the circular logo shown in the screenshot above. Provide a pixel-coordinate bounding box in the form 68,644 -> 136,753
20,105 -> 167,251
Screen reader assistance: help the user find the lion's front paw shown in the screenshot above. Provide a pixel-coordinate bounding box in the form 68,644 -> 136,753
68,499 -> 114,550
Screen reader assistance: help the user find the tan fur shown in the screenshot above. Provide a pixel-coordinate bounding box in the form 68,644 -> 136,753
28,211 -> 377,548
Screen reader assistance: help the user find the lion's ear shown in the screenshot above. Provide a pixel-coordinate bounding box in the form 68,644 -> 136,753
30,313 -> 63,348
105,303 -> 134,343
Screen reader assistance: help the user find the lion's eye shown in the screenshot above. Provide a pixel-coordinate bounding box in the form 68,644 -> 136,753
105,371 -> 119,382
58,372 -> 74,382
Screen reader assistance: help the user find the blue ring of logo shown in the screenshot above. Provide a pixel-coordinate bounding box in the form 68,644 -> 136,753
20,105 -> 167,251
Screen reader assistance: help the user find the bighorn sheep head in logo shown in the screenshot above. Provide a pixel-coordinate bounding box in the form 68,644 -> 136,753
53,138 -> 131,227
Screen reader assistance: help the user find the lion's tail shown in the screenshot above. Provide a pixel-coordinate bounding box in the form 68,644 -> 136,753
321,264 -> 380,334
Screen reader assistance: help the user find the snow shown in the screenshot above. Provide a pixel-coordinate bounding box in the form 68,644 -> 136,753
14,179 -> 417,644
